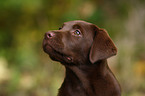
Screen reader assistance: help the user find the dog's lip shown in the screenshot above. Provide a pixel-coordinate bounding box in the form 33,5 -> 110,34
66,57 -> 72,61
43,42 -> 73,62
43,38 -> 60,54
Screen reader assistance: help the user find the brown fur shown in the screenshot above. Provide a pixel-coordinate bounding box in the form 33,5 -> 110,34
43,20 -> 121,96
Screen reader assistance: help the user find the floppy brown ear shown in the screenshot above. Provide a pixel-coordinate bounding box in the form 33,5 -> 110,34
89,26 -> 117,63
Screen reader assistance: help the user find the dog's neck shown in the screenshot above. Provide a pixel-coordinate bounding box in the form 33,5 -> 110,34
63,60 -> 110,95
66,60 -> 108,77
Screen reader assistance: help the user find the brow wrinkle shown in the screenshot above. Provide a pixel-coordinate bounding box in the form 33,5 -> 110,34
73,24 -> 81,29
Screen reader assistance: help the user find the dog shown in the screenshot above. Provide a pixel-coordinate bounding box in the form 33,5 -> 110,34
43,20 -> 121,96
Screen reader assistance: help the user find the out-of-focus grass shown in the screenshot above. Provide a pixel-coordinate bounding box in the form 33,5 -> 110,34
0,0 -> 145,96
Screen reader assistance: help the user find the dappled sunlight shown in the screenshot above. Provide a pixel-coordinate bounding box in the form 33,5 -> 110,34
0,57 -> 10,83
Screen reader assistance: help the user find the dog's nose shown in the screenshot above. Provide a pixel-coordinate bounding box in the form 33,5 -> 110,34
45,32 -> 55,39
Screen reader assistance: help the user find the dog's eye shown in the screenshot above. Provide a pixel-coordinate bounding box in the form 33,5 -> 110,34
73,30 -> 81,36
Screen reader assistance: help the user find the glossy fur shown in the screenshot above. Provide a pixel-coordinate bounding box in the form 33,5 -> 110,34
43,20 -> 121,96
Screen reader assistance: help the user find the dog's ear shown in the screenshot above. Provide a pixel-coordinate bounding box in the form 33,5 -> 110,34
89,25 -> 117,63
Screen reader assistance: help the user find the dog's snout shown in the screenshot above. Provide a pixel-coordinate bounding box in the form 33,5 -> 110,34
45,32 -> 55,39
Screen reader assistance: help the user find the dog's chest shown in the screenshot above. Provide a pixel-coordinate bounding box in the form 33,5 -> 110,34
58,80 -> 87,96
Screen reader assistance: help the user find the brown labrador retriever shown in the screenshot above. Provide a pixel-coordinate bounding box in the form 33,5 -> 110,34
43,20 -> 121,96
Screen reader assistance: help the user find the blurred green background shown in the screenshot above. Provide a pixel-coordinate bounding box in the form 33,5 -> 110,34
0,0 -> 145,96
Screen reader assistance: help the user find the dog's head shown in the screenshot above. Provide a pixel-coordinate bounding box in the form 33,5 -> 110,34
43,20 -> 117,65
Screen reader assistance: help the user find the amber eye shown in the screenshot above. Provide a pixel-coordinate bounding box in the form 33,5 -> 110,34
74,30 -> 81,36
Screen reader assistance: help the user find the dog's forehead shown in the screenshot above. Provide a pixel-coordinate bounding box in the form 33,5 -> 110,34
63,20 -> 92,28
62,20 -> 94,38
64,20 -> 89,24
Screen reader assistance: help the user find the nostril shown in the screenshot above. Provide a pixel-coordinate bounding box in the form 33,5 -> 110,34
45,32 -> 55,39
48,33 -> 52,37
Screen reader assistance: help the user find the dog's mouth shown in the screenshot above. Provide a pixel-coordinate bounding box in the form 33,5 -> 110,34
43,42 -> 73,64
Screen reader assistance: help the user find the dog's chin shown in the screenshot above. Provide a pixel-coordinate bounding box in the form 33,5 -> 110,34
43,44 -> 73,65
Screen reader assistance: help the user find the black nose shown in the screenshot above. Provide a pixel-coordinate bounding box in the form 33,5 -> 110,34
45,32 -> 55,39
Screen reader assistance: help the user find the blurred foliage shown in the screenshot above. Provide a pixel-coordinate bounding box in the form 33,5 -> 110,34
0,0 -> 145,96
